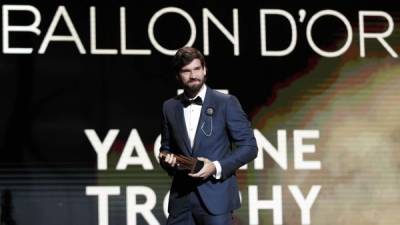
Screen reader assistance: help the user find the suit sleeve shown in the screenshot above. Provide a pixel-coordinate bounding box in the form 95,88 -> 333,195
159,102 -> 176,176
219,95 -> 258,179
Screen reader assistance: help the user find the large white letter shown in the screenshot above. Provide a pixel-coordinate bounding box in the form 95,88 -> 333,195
86,186 -> 120,225
359,11 -> 398,58
203,8 -> 239,56
90,7 -> 117,55
260,9 -> 297,56
116,129 -> 153,170
293,130 -> 321,170
2,5 -> 41,54
289,185 -> 321,225
84,129 -> 119,170
306,10 -> 353,57
153,134 -> 162,164
38,6 -> 86,54
249,185 -> 283,225
163,191 -> 170,218
127,186 -> 159,225
120,7 -> 151,55
253,129 -> 287,170
148,7 -> 196,55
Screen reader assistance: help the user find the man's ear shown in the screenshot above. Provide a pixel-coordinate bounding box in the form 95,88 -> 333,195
203,66 -> 207,76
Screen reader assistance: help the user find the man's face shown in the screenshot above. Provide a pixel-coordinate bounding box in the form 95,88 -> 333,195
177,58 -> 206,93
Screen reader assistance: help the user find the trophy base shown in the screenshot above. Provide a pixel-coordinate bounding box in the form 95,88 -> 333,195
192,160 -> 204,173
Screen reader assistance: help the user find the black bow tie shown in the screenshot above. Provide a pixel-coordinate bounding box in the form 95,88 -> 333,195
182,96 -> 203,107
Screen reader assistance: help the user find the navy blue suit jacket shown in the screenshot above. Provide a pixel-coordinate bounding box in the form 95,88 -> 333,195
160,86 -> 258,216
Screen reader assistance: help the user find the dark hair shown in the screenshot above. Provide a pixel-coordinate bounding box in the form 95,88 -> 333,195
172,47 -> 206,75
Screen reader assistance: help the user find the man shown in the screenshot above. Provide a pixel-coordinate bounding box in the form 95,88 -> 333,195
159,47 -> 257,225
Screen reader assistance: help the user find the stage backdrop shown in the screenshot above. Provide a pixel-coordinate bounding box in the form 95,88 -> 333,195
0,1 -> 399,225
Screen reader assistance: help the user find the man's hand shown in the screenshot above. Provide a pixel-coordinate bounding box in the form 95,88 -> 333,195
160,153 -> 178,168
188,157 -> 216,180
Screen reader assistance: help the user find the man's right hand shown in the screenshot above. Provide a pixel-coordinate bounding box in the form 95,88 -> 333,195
160,153 -> 178,167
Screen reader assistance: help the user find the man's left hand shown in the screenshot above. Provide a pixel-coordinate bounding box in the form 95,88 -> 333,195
188,157 -> 216,180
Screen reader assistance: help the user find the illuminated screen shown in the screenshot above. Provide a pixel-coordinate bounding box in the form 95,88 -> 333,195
0,1 -> 399,225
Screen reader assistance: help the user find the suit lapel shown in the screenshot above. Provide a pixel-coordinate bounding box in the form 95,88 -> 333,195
174,99 -> 192,155
192,87 -> 214,153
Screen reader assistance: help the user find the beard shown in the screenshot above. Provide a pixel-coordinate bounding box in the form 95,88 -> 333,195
183,78 -> 205,94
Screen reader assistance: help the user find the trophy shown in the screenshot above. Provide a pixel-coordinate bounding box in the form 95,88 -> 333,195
159,151 -> 204,173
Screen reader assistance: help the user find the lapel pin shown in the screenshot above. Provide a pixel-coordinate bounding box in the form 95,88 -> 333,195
202,107 -> 214,136
206,107 -> 214,116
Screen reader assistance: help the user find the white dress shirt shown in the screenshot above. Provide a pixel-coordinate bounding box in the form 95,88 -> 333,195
183,85 -> 222,179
